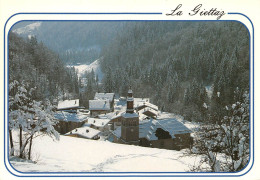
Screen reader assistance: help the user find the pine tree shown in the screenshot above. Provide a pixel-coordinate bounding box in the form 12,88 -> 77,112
103,67 -> 114,93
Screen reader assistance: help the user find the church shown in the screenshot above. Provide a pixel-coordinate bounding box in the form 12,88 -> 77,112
114,87 -> 140,145
112,88 -> 193,150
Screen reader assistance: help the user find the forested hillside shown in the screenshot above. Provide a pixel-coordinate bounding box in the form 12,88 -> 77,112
101,21 -> 249,122
12,21 -> 124,64
9,32 -> 79,101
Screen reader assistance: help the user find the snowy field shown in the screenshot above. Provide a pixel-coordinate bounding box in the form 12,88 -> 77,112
10,134 -> 204,172
68,59 -> 103,80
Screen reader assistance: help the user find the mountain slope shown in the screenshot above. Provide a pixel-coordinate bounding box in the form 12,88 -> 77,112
100,21 -> 249,122
12,21 -> 124,64
68,59 -> 103,81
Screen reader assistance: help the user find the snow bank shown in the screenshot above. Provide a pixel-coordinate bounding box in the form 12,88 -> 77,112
10,134 -> 203,172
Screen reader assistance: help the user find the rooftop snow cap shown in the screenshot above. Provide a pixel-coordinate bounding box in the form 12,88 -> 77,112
89,100 -> 110,110
57,99 -> 80,110
94,93 -> 115,102
128,86 -> 133,95
128,89 -> 133,94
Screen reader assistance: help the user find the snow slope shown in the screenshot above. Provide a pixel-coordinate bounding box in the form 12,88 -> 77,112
13,22 -> 41,35
10,134 -> 204,172
68,59 -> 103,81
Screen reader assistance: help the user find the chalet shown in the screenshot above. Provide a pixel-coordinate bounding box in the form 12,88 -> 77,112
94,93 -> 115,111
113,118 -> 192,150
138,107 -> 158,119
86,118 -> 111,131
139,119 -> 192,150
57,99 -> 80,111
54,111 -> 88,134
134,98 -> 150,108
65,126 -> 100,140
135,101 -> 158,112
89,99 -> 110,117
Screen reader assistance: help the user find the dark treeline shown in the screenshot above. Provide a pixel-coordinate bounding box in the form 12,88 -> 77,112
101,21 -> 249,122
9,32 -> 79,102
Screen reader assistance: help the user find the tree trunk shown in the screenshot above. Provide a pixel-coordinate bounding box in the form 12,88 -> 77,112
19,126 -> 23,158
28,134 -> 33,160
9,129 -> 14,156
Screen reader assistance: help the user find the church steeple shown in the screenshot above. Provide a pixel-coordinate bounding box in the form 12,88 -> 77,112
121,86 -> 139,144
126,86 -> 134,113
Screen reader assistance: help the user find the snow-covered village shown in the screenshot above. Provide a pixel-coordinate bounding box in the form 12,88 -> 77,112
7,21 -> 250,173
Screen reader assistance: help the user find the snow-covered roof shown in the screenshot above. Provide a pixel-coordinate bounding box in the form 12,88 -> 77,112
54,111 -> 88,122
98,112 -> 123,120
89,100 -> 110,111
113,119 -> 173,141
127,97 -> 134,101
94,93 -> 115,102
57,99 -> 79,110
139,120 -> 175,141
65,126 -> 100,139
98,112 -> 115,119
112,127 -> 122,138
139,107 -> 158,117
139,113 -> 149,121
113,118 -> 191,141
87,118 -> 111,128
136,102 -> 158,111
122,112 -> 139,118
158,118 -> 192,135
134,98 -> 150,107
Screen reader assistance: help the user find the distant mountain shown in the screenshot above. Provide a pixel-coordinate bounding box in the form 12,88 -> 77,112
11,21 -> 124,64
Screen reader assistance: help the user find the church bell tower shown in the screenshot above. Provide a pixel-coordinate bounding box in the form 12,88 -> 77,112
121,87 -> 139,144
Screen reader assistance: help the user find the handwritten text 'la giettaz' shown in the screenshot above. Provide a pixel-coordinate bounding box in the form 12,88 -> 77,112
166,4 -> 226,20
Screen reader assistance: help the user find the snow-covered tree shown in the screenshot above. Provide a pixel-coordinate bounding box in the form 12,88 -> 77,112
9,80 -> 59,160
26,100 -> 59,160
9,80 -> 34,158
191,91 -> 249,172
